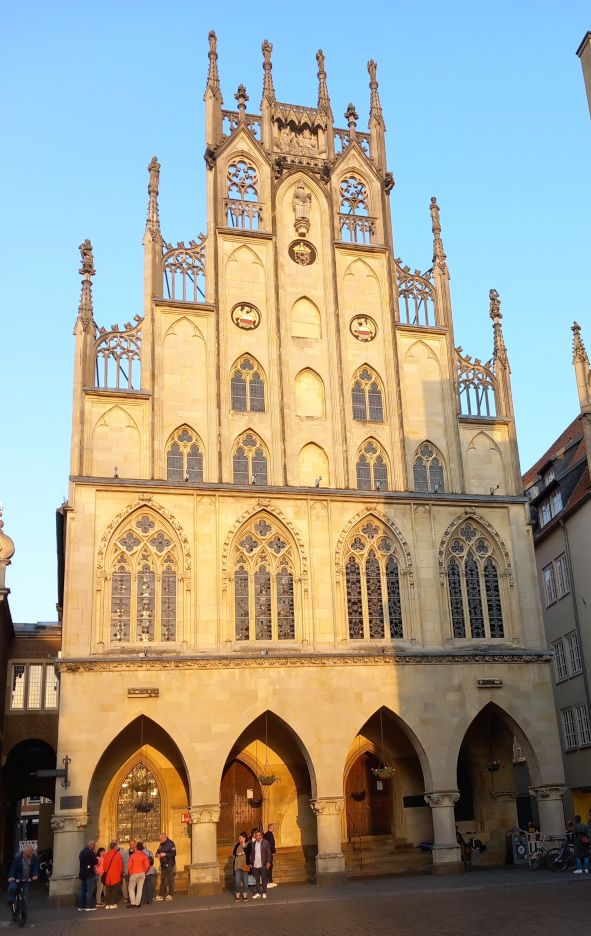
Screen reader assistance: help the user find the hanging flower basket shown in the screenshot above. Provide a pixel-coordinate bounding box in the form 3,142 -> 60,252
350,790 -> 367,802
258,774 -> 279,786
372,766 -> 395,780
486,760 -> 501,773
135,802 -> 154,813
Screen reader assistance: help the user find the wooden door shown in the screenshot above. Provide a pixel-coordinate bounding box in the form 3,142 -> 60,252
218,760 -> 262,845
346,752 -> 392,837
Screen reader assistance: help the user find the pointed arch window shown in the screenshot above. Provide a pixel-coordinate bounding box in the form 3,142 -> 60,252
344,520 -> 406,640
230,357 -> 265,413
232,432 -> 268,485
339,176 -> 374,244
226,160 -> 262,230
117,762 -> 161,844
232,515 -> 297,641
108,514 -> 179,644
445,523 -> 505,639
413,442 -> 445,493
356,440 -> 389,491
352,367 -> 384,422
166,427 -> 204,482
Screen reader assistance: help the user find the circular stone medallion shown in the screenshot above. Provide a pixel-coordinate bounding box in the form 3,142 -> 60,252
231,303 -> 261,330
350,315 -> 377,342
288,239 -> 317,266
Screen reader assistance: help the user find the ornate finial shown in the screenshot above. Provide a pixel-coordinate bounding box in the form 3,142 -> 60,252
430,197 -> 447,272
345,103 -> 358,140
316,49 -> 331,113
572,321 -> 589,364
205,29 -> 221,98
146,156 -> 161,234
489,289 -> 507,365
261,39 -> 276,103
0,501 -> 16,583
77,239 -> 95,331
367,59 -> 384,126
235,84 -> 249,122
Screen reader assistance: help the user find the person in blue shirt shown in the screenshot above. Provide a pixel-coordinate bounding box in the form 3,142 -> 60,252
7,846 -> 40,918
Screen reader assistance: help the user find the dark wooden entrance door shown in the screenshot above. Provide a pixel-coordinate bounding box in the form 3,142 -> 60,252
218,759 -> 262,845
346,752 -> 392,837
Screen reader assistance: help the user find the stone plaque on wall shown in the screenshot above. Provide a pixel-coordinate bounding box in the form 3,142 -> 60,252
60,795 -> 83,810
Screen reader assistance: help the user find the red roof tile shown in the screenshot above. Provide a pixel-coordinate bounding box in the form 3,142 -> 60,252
522,414 -> 583,488
564,464 -> 591,515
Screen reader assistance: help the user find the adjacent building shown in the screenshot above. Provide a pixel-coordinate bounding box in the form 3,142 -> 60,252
523,324 -> 591,817
50,36 -> 565,899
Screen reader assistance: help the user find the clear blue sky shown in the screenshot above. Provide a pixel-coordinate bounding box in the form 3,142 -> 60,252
1,1 -> 589,623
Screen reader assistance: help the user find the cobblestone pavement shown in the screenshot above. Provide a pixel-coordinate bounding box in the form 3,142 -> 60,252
8,869 -> 589,936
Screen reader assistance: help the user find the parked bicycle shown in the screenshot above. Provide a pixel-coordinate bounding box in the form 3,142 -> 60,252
546,833 -> 576,872
9,878 -> 31,928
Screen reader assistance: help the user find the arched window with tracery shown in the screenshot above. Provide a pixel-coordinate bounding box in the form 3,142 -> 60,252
230,357 -> 265,413
413,442 -> 445,493
356,440 -> 389,491
232,514 -> 298,642
109,514 -> 179,644
444,522 -> 505,639
339,176 -> 374,244
232,432 -> 268,485
352,367 -> 384,422
166,427 -> 204,482
117,762 -> 161,844
226,160 -> 262,230
343,518 -> 405,640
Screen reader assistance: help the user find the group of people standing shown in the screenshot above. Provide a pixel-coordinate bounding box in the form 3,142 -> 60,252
78,834 -> 176,910
232,824 -> 277,900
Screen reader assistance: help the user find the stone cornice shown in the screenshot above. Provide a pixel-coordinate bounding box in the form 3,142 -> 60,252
57,649 -> 552,673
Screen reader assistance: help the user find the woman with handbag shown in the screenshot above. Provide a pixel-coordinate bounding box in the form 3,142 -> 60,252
95,848 -> 106,907
232,832 -> 250,900
102,841 -> 124,909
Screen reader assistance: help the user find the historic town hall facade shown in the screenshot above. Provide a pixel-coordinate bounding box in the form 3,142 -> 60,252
50,35 -> 565,897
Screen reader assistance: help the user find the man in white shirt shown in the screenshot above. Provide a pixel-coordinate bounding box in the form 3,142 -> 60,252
250,830 -> 272,899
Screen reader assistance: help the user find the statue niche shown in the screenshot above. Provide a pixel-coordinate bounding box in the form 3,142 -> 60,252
293,183 -> 312,237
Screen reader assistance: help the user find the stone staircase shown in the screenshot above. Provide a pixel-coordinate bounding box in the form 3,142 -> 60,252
343,835 -> 432,878
218,844 -> 317,887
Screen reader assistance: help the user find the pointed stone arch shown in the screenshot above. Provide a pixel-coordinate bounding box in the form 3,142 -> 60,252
291,296 -> 322,339
221,504 -> 308,579
437,509 -> 513,585
94,404 -> 139,435
404,338 -> 441,370
225,244 -> 265,286
294,368 -> 325,417
163,316 -> 204,341
467,430 -> 502,455
297,442 -> 329,487
335,508 -> 413,582
343,256 -> 379,283
91,405 -> 141,479
96,497 -> 191,573
451,700 -> 542,785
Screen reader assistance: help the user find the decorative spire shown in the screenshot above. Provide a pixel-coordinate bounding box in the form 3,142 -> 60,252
235,84 -> 249,122
430,197 -> 447,272
345,103 -> 358,141
205,29 -> 222,99
316,49 -> 332,114
572,321 -> 589,364
0,502 -> 16,595
261,39 -> 276,103
489,289 -> 508,365
146,156 -> 161,237
367,60 -> 384,127
77,239 -> 95,331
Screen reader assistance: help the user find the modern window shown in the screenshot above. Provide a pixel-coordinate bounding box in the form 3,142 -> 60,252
8,663 -> 59,712
166,427 -> 204,482
446,523 -> 505,639
575,703 -> 591,747
542,564 -> 557,606
562,707 -> 578,750
552,639 -> 568,681
565,631 -> 582,675
539,490 -> 562,528
344,519 -> 405,641
232,514 -> 296,641
555,554 -> 570,598
543,467 -> 555,486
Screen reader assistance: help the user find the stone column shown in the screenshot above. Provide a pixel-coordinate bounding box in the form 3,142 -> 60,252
188,805 -> 223,896
48,814 -> 89,906
310,796 -> 347,885
530,786 -> 567,840
424,791 -> 463,875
